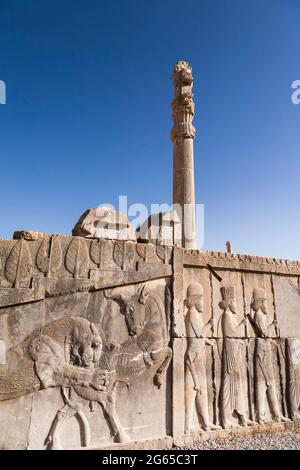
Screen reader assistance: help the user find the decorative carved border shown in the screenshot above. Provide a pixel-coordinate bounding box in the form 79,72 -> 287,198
184,250 -> 300,277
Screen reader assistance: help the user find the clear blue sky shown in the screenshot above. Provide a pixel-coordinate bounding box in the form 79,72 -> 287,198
0,0 -> 299,259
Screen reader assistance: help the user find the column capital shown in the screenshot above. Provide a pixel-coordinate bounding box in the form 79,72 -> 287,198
171,61 -> 196,142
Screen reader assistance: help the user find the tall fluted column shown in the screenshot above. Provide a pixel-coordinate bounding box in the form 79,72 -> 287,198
171,61 -> 196,249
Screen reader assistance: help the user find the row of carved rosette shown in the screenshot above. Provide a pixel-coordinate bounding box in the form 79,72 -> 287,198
0,236 -> 172,289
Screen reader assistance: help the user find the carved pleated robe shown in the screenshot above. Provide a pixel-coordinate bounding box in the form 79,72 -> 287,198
185,308 -> 207,387
253,311 -> 276,387
220,311 -> 245,419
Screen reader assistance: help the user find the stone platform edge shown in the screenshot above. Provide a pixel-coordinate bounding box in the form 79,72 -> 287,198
72,422 -> 300,450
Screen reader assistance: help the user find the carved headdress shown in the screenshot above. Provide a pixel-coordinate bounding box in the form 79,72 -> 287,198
219,286 -> 237,313
184,282 -> 204,312
186,282 -> 203,298
252,287 -> 267,301
220,286 -> 235,301
250,287 -> 267,313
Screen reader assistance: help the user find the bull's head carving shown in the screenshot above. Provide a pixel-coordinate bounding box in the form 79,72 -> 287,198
105,285 -> 149,336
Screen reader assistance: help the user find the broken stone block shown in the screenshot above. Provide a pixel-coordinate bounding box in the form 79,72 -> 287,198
136,209 -> 182,247
13,230 -> 46,241
72,207 -> 136,241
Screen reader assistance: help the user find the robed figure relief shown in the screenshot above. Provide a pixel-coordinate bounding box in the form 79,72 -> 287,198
286,338 -> 300,421
184,282 -> 220,433
249,288 -> 289,424
219,286 -> 253,429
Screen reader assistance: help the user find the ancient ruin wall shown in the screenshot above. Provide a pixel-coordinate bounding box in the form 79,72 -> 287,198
0,236 -> 300,449
172,249 -> 300,444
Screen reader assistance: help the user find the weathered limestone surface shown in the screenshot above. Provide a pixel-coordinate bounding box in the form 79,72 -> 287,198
0,235 -> 173,449
172,250 -> 299,436
136,209 -> 182,247
0,238 -> 300,449
72,207 -> 136,241
13,230 -> 46,241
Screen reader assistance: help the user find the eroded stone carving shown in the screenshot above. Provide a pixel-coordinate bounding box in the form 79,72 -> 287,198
90,239 -> 102,268
184,282 -> 219,432
13,230 -> 45,241
45,284 -> 172,449
113,241 -> 125,269
136,209 -> 182,247
4,239 -> 32,288
36,235 -> 62,277
136,243 -> 147,262
286,338 -> 300,421
249,288 -> 289,424
72,207 -> 136,241
218,286 -> 252,428
65,237 -> 89,279
0,317 -> 107,403
171,61 -> 195,142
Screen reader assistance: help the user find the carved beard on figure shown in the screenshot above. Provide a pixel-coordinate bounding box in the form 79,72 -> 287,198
260,301 -> 268,315
250,299 -> 268,315
184,296 -> 203,313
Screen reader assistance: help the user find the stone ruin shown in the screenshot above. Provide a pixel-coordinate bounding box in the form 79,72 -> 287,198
0,61 -> 300,450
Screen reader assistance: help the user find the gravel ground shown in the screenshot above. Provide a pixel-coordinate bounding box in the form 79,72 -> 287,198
179,431 -> 300,450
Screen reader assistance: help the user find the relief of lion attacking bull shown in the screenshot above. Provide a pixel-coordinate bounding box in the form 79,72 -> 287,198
0,284 -> 172,449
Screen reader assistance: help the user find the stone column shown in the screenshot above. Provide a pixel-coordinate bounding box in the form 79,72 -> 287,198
171,61 -> 197,250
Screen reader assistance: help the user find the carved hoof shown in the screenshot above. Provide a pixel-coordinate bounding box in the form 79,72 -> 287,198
115,431 -> 131,444
154,372 -> 163,388
45,435 -> 64,450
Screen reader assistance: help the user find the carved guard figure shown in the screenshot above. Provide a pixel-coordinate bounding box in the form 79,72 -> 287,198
184,282 -> 220,433
286,338 -> 300,421
219,286 -> 253,429
249,287 -> 289,424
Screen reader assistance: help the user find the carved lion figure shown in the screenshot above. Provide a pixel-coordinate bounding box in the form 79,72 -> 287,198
0,316 -> 107,402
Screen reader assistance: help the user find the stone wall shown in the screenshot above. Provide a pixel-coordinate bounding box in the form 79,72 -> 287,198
0,237 -> 300,449
172,249 -> 300,443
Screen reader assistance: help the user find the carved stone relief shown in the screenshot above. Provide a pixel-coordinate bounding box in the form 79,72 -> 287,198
218,286 -> 251,428
4,239 -> 32,288
184,282 -> 219,432
212,272 -> 245,338
1,240 -> 300,448
286,338 -> 300,421
0,280 -> 171,449
249,288 -> 289,424
177,258 -> 300,437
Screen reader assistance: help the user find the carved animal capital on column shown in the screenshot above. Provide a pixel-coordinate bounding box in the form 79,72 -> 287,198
171,61 -> 196,142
